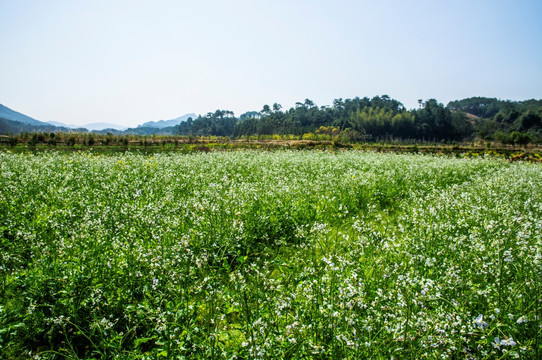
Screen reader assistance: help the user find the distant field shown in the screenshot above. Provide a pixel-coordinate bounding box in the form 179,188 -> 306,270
1,133 -> 542,159
1,151 -> 541,359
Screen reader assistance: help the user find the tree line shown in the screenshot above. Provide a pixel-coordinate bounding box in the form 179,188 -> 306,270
448,97 -> 542,144
174,96 -> 542,144
2,96 -> 540,143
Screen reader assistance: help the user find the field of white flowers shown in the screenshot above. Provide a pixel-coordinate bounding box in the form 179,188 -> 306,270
0,150 -> 541,359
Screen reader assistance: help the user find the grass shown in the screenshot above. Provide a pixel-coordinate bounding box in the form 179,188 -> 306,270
2,133 -> 542,159
0,150 -> 541,359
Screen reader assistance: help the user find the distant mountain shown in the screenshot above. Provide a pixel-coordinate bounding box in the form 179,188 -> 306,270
47,120 -> 78,128
0,117 -> 72,134
138,113 -> 196,129
0,104 -> 49,126
0,103 -> 190,133
82,122 -> 128,131
0,104 -> 81,134
47,120 -> 127,131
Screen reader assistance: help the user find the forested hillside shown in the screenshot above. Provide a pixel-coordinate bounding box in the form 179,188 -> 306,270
2,96 -> 541,143
448,97 -> 542,144
175,96 -> 542,143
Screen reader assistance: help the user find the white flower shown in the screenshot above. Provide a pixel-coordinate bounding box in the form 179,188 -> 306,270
500,337 -> 517,346
503,250 -> 514,263
473,314 -> 488,329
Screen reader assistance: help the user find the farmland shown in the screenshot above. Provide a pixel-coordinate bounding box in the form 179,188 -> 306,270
0,150 -> 541,359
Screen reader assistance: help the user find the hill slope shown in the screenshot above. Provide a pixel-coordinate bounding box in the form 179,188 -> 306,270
0,104 -> 47,126
0,117 -> 71,134
138,113 -> 196,129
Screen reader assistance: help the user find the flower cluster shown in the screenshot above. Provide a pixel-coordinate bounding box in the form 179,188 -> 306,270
0,150 -> 540,359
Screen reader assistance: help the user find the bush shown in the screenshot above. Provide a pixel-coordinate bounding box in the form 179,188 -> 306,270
509,131 -> 531,145
66,136 -> 76,147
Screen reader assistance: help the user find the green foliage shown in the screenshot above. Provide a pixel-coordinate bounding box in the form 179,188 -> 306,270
7,136 -> 18,146
174,95 -> 538,143
66,136 -> 76,147
349,106 -> 416,140
176,111 -> 236,137
86,134 -> 95,146
1,151 -> 541,358
450,97 -> 542,143
3,95 -> 541,144
447,97 -> 504,118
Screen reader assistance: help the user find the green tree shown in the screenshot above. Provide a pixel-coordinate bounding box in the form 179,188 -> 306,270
261,104 -> 271,115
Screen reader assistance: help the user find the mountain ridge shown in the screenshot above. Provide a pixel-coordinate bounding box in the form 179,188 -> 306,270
0,103 -> 195,134
82,122 -> 128,131
0,104 -> 49,126
137,113 -> 196,129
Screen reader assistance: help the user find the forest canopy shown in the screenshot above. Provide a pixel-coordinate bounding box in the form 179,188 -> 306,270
174,96 -> 542,144
2,96 -> 541,144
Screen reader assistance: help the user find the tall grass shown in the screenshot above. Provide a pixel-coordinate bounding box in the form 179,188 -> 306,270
0,150 -> 540,359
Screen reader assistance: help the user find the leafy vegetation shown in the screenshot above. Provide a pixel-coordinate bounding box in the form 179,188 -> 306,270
2,96 -> 541,144
1,150 -> 541,359
173,95 -> 541,144
2,130 -> 541,161
448,97 -> 542,143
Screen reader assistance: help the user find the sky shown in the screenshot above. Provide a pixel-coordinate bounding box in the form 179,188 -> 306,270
1,0 -> 541,128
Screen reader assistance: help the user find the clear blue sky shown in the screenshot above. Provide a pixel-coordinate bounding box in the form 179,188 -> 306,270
1,0 -> 541,127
